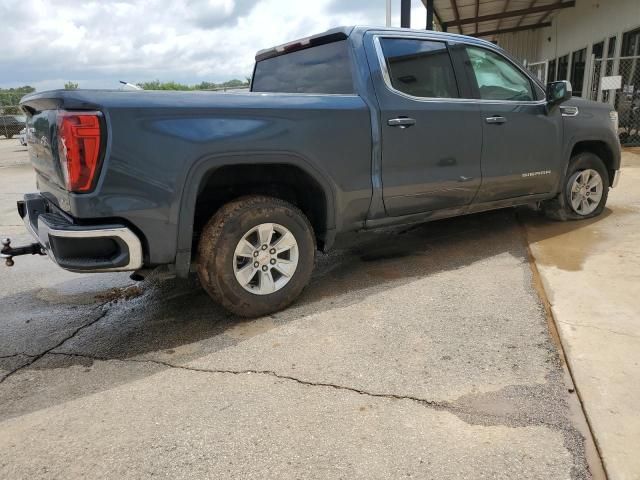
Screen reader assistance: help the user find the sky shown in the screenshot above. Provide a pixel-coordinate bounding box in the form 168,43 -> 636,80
0,0 -> 429,91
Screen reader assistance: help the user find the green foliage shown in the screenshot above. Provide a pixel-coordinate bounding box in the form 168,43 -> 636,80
0,86 -> 35,113
64,81 -> 79,90
136,79 -> 249,91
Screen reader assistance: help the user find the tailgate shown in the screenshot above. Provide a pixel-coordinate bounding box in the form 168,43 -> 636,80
20,91 -> 106,213
24,109 -> 67,189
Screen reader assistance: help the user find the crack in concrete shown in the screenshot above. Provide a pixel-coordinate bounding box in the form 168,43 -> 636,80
41,349 -> 599,461
46,351 -> 453,410
556,319 -> 640,339
0,309 -> 109,384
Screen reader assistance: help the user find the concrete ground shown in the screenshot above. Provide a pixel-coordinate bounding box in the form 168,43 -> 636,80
523,148 -> 640,480
0,137 -> 628,479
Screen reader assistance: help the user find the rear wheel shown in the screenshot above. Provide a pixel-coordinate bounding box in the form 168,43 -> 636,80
197,195 -> 315,317
543,152 -> 610,221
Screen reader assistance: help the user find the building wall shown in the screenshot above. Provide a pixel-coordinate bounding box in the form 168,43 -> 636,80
496,0 -> 640,96
496,29 -> 541,64
535,0 -> 639,63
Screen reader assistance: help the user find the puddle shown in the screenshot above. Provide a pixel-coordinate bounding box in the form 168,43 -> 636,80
521,208 -> 620,272
524,204 -> 637,272
528,224 -> 604,271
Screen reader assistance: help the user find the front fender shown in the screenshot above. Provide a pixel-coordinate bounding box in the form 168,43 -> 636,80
557,108 -> 621,193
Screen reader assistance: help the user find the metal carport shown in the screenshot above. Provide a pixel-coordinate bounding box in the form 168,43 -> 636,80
404,0 -> 576,41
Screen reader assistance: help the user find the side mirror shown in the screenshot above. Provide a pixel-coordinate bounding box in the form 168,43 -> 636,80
546,80 -> 572,107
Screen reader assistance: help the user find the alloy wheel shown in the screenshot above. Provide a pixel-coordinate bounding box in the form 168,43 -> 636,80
233,222 -> 299,295
569,169 -> 603,216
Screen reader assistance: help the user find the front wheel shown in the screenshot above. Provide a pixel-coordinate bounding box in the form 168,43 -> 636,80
197,195 -> 316,317
543,152 -> 610,221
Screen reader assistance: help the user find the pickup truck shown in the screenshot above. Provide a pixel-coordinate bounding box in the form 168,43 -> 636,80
3,26 -> 621,317
0,114 -> 27,139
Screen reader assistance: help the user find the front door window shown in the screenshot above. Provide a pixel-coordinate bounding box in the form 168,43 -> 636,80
464,46 -> 534,101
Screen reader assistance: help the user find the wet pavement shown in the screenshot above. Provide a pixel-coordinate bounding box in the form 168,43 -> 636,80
0,139 -> 597,479
524,149 -> 640,480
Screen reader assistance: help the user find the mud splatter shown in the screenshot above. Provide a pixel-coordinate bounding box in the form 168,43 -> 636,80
95,285 -> 144,303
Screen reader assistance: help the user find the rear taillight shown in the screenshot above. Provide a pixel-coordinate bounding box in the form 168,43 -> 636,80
56,111 -> 103,192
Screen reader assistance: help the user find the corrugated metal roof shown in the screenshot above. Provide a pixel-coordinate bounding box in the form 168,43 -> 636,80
421,0 -> 576,40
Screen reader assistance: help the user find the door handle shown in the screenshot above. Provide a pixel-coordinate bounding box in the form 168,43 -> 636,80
485,116 -> 507,124
387,117 -> 416,128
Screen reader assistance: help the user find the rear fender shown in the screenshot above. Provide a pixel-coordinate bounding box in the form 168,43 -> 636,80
174,151 -> 336,277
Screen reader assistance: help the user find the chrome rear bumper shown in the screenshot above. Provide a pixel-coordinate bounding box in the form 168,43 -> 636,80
16,193 -> 143,272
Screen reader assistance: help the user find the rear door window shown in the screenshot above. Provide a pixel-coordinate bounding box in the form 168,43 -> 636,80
252,40 -> 354,94
379,38 -> 459,99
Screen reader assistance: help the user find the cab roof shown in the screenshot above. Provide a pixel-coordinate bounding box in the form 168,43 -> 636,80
254,25 -> 498,61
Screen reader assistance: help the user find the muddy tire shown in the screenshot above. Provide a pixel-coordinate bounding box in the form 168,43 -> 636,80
197,195 -> 315,317
543,152 -> 609,221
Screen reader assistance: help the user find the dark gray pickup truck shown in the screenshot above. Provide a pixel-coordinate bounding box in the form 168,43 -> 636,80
3,26 -> 621,316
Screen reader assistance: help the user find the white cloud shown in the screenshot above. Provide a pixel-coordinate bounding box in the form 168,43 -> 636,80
0,0 -> 428,91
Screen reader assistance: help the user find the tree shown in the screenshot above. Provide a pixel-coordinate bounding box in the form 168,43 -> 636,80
137,79 -> 250,91
0,86 -> 35,113
136,80 -> 192,90
64,81 -> 79,90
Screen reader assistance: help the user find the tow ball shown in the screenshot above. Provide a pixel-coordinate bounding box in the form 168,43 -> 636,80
1,238 -> 46,267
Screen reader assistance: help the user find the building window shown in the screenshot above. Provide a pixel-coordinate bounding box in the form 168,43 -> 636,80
603,36 -> 618,102
607,35 -> 618,60
618,27 -> 640,109
589,42 -> 604,99
548,58 -> 557,82
592,41 -> 604,59
621,27 -> 640,57
557,55 -> 569,81
606,36 -> 617,75
570,48 -> 587,97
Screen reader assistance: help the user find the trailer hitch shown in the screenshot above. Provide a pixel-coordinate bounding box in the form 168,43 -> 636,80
1,238 -> 46,267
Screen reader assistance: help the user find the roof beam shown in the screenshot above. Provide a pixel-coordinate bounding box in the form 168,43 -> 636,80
494,0 -> 511,40
474,0 -> 480,34
470,21 -> 552,38
449,0 -> 462,34
516,0 -> 537,27
538,0 -> 564,24
515,1 -> 538,28
433,7 -> 444,30
443,1 -> 574,28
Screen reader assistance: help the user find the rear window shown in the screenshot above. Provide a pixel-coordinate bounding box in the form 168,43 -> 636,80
252,40 -> 354,94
